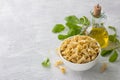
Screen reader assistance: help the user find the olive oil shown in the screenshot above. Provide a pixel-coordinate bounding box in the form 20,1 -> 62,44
89,27 -> 109,48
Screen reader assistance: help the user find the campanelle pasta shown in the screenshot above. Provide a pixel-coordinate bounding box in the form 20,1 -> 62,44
60,35 -> 100,64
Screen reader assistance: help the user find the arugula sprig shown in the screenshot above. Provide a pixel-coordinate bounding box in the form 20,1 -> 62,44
52,15 -> 90,40
101,26 -> 120,62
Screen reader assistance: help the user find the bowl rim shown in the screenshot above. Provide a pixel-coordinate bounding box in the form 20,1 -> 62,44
59,35 -> 101,65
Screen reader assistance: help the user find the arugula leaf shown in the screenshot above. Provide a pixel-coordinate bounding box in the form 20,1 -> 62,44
101,49 -> 113,57
52,24 -> 65,33
109,50 -> 118,62
65,15 -> 80,24
42,58 -> 50,67
58,34 -> 69,40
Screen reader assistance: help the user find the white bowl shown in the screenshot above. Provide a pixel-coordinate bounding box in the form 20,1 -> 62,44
59,52 -> 100,71
59,36 -> 101,71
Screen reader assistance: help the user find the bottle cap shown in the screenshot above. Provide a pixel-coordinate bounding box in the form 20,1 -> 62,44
93,4 -> 101,18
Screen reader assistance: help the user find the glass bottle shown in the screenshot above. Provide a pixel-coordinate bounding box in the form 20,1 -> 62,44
88,4 -> 109,48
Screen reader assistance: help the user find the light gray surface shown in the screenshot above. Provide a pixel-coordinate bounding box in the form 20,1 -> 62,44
0,0 -> 120,80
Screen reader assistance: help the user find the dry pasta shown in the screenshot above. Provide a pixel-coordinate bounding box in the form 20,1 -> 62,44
60,35 -> 100,64
54,60 -> 63,67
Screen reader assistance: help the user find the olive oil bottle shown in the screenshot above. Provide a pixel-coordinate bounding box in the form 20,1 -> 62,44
89,25 -> 109,48
89,4 -> 109,48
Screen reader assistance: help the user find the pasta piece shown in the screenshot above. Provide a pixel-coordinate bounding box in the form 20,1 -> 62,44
54,60 -> 63,67
59,66 -> 66,74
100,63 -> 107,73
71,59 -> 77,63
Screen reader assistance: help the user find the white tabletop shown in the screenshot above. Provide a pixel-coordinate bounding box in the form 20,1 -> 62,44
0,0 -> 120,80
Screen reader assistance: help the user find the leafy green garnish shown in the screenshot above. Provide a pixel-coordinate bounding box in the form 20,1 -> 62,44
101,49 -> 113,57
42,58 -> 50,67
109,34 -> 118,42
65,15 -> 80,24
109,50 -> 118,62
67,28 -> 81,36
67,29 -> 77,36
52,24 -> 65,33
58,34 -> 69,40
52,15 -> 90,40
102,26 -> 120,63
108,26 -> 120,43
66,22 -> 81,29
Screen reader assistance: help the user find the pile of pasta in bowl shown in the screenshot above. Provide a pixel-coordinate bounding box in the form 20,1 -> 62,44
59,35 -> 101,71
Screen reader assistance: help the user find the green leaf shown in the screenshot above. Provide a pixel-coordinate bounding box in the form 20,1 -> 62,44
67,29 -> 76,36
109,34 -> 117,42
109,50 -> 118,62
52,24 -> 65,33
66,22 -> 82,37
67,28 -> 81,36
108,26 -> 116,33
58,34 -> 69,40
79,16 -> 90,26
74,28 -> 81,35
42,58 -> 50,67
65,15 -> 80,24
66,22 -> 82,29
101,49 -> 113,56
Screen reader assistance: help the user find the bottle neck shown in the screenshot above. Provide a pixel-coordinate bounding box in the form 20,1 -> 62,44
91,11 -> 106,27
